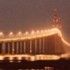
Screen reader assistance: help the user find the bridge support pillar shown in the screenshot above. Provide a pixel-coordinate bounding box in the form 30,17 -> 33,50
12,42 -> 15,54
30,40 -> 32,54
7,42 -> 10,54
35,39 -> 37,54
39,38 -> 42,54
24,41 -> 26,54
2,42 -> 5,54
43,38 -> 45,54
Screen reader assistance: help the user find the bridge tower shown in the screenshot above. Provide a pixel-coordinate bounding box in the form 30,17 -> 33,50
50,9 -> 64,54
52,8 -> 63,29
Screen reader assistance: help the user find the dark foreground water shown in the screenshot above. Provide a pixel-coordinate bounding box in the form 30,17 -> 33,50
0,67 -> 54,70
0,59 -> 70,70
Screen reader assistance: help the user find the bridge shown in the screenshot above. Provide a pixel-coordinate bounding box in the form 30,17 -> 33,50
0,9 -> 70,62
0,27 -> 69,61
0,9 -> 69,70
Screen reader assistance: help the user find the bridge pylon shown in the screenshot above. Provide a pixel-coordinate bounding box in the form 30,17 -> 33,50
51,8 -> 63,29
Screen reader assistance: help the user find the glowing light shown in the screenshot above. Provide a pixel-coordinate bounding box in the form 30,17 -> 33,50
40,30 -> 44,33
18,57 -> 22,61
60,54 -> 70,59
0,32 -> 4,37
9,57 -> 13,61
36,30 -> 40,34
31,30 -> 35,35
31,56 -> 35,61
17,31 -> 22,36
0,54 -> 60,61
0,27 -> 69,47
9,32 -> 14,36
25,31 -> 29,35
0,55 -> 4,60
35,55 -> 60,60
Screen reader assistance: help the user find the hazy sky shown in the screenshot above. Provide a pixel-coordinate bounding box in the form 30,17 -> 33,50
0,0 -> 70,40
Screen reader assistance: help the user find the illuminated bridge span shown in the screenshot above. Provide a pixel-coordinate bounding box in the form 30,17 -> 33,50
0,27 -> 70,61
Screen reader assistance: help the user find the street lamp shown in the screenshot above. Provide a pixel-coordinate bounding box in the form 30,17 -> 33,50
0,32 -> 4,38
9,32 -> 14,38
17,31 -> 22,37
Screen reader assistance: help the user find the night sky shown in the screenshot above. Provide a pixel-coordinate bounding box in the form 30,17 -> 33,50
0,0 -> 70,41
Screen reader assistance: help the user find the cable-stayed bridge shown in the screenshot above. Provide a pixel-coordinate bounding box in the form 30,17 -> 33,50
0,9 -> 69,70
0,9 -> 70,62
0,27 -> 69,61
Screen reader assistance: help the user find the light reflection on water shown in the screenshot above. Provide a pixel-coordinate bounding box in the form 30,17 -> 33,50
0,67 -> 54,70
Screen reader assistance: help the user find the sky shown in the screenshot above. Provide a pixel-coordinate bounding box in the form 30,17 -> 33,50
0,0 -> 70,41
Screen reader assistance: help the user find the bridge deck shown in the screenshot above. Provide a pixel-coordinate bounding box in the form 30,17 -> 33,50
0,54 -> 60,61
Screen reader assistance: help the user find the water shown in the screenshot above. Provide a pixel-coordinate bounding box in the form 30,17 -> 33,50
0,67 -> 54,70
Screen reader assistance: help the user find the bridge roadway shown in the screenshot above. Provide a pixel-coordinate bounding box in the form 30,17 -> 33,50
0,54 -> 60,61
0,54 -> 69,69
